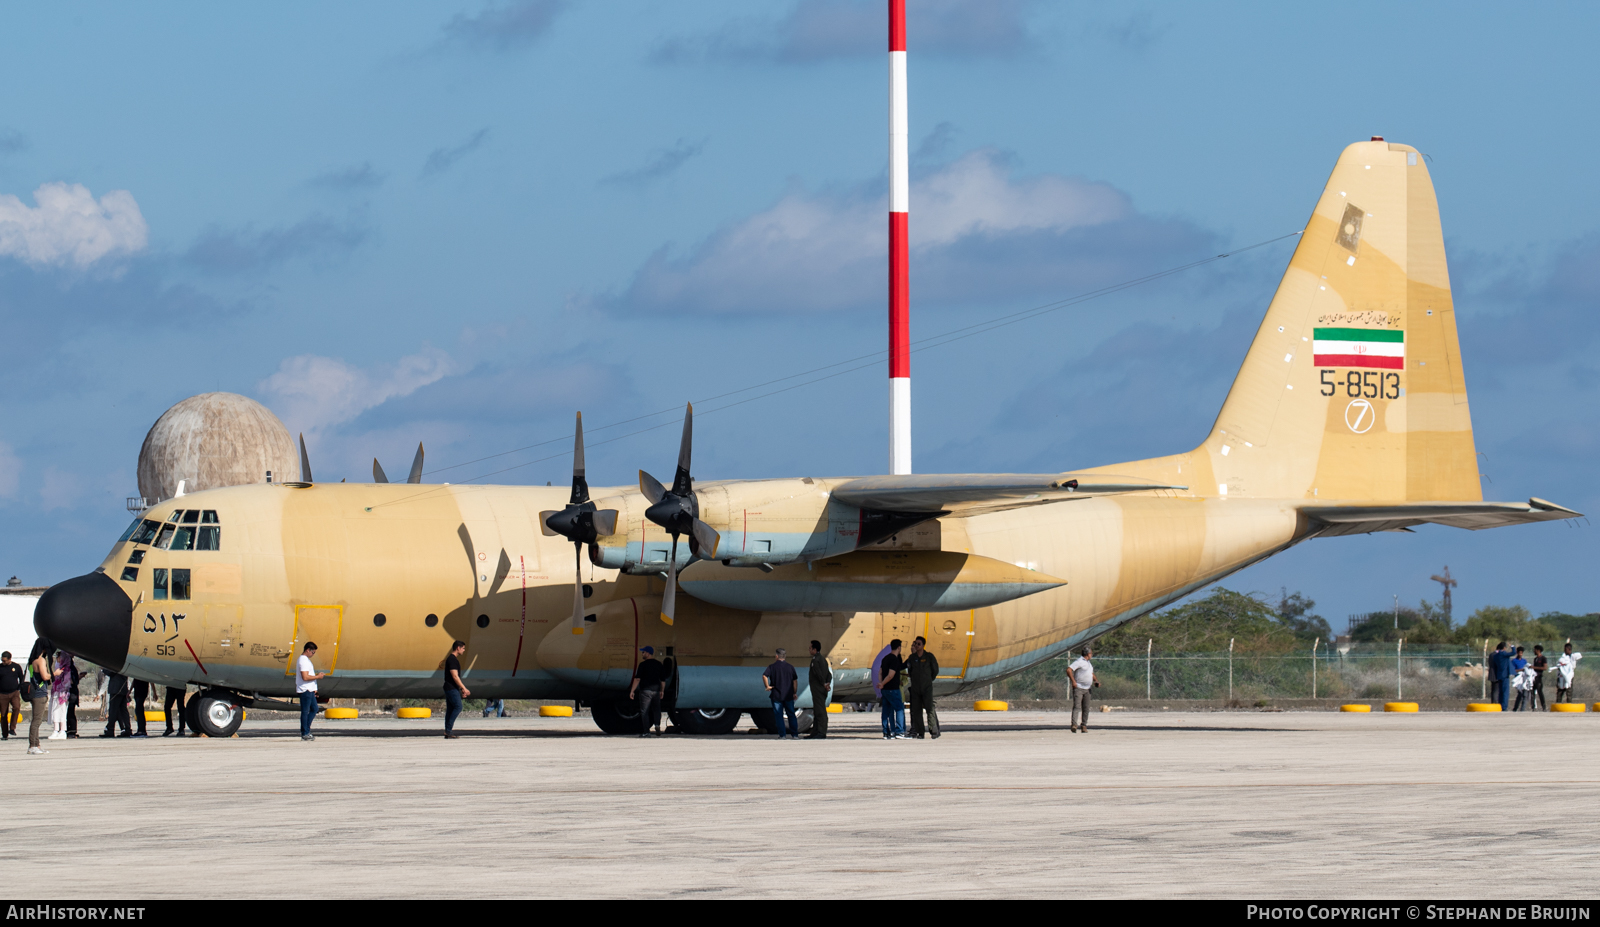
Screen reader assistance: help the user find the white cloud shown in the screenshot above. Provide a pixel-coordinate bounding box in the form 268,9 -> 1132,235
0,182 -> 149,268
258,349 -> 455,435
607,148 -> 1157,315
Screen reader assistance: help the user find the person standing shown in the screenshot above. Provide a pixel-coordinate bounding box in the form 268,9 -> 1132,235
762,648 -> 800,739
442,640 -> 469,739
296,642 -> 327,741
905,636 -> 941,739
806,640 -> 832,740
878,639 -> 907,740
1531,645 -> 1549,711
1488,641 -> 1512,711
48,650 -> 71,740
100,671 -> 132,738
1511,646 -> 1530,713
163,686 -> 187,736
65,657 -> 82,738
1556,643 -> 1584,704
1068,647 -> 1100,733
25,639 -> 53,755
0,651 -> 22,741
628,646 -> 666,737
130,677 -> 151,737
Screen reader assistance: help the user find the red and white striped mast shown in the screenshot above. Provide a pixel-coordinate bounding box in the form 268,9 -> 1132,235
888,0 -> 912,475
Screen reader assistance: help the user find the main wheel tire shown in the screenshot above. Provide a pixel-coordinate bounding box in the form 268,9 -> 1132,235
191,693 -> 243,738
668,707 -> 742,735
747,706 -> 777,734
796,709 -> 813,733
590,698 -> 645,734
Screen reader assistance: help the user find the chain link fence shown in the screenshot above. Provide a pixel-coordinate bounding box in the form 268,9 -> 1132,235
993,642 -> 1600,703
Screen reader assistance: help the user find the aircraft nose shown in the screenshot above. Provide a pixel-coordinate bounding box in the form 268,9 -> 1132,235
34,571 -> 133,672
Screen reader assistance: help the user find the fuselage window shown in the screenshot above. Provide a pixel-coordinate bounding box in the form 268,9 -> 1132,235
181,510 -> 199,524
373,613 -> 386,627
127,549 -> 145,564
118,518 -> 142,543
201,510 -> 219,524
152,568 -> 169,600
169,527 -> 195,551
120,567 -> 139,582
196,526 -> 220,551
154,525 -> 176,550
170,569 -> 191,600
130,520 -> 161,546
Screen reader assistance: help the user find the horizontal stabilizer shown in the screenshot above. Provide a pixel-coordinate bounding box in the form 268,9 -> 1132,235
1302,498 -> 1581,537
832,473 -> 1186,515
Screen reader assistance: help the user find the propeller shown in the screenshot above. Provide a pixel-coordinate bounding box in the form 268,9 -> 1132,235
539,413 -> 618,635
373,443 -> 425,484
639,403 -> 720,626
298,434 -> 313,483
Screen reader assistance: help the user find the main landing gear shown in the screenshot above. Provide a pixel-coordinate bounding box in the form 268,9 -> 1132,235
586,700 -> 743,735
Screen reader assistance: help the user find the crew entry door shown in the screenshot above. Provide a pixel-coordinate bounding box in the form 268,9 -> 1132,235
927,611 -> 974,680
287,605 -> 343,676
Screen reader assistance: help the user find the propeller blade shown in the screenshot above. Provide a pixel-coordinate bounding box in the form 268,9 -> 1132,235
407,443 -> 424,484
570,412 -> 590,504
639,470 -> 667,505
593,509 -> 619,536
691,518 -> 721,559
660,534 -> 679,626
671,403 -> 694,496
373,459 -> 389,483
571,543 -> 585,634
298,434 -> 313,483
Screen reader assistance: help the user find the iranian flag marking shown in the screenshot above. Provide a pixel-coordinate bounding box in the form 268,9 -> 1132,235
1313,327 -> 1404,369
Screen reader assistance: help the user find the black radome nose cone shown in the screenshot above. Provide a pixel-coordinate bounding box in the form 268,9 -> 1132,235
34,572 -> 132,672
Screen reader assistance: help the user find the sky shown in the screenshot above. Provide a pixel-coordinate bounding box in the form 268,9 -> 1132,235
1,0 -> 1596,629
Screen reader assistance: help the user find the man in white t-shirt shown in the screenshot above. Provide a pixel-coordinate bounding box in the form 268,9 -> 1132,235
1068,647 -> 1099,734
1556,643 -> 1584,705
296,642 -> 327,741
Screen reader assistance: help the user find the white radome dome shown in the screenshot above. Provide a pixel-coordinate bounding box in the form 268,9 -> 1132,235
137,392 -> 298,503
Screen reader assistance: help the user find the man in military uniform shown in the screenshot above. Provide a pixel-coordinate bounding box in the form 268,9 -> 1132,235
905,636 -> 940,739
806,640 -> 832,739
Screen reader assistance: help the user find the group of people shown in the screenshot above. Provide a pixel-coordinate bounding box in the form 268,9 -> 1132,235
1488,640 -> 1583,711
871,637 -> 942,739
0,637 -> 192,755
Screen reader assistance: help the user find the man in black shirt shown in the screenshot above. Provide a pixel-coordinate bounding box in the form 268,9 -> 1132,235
1531,644 -> 1549,711
101,672 -> 132,738
628,647 -> 666,737
64,657 -> 82,738
905,636 -> 941,739
0,651 -> 23,740
762,648 -> 800,739
443,640 -> 469,739
878,639 -> 907,740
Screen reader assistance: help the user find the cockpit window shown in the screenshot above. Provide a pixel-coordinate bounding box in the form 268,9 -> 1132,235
152,568 -> 168,600
130,520 -> 161,546
166,511 -> 182,523
118,518 -> 142,543
169,527 -> 195,551
201,510 -> 219,524
154,525 -> 176,550
181,510 -> 199,524
127,550 -> 144,564
170,569 -> 191,600
120,566 -> 139,582
197,526 -> 220,551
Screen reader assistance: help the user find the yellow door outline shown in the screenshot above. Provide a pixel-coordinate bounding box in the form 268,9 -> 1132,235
926,610 -> 975,679
286,605 -> 344,675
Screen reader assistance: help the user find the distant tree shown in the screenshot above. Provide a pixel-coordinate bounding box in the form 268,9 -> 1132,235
1453,605 -> 1560,647
1095,587 -> 1318,654
1348,605 -> 1451,644
1537,612 -> 1600,641
1277,588 -> 1331,642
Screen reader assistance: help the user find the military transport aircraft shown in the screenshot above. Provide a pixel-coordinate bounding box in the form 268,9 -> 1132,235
36,139 -> 1580,737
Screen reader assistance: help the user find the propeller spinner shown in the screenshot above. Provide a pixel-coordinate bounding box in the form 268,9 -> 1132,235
639,403 -> 720,626
539,413 -> 618,634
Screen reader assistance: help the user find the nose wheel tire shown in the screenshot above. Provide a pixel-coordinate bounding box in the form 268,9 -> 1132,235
668,707 -> 742,735
191,693 -> 244,738
589,698 -> 645,734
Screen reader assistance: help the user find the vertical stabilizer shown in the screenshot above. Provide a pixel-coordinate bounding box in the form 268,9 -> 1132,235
1203,139 -> 1479,502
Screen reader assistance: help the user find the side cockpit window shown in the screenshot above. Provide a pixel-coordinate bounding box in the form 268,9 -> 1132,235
169,527 -> 195,551
201,510 -> 219,523
118,518 -> 142,543
170,569 -> 191,600
152,568 -> 168,600
130,520 -> 161,546
154,525 -> 176,550
181,510 -> 199,524
197,526 -> 220,550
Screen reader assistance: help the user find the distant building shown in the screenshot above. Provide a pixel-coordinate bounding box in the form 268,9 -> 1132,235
130,392 -> 298,512
1,579 -> 45,661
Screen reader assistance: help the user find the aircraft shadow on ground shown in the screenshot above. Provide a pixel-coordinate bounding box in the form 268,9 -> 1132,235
234,722 -> 1307,739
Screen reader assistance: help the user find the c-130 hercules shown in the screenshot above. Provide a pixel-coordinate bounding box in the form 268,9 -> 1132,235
36,139 -> 1579,737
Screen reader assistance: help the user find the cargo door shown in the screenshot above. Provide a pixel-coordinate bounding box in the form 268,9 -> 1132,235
287,605 -> 343,675
202,604 -> 243,661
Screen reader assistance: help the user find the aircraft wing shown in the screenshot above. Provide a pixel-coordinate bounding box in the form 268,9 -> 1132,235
831,473 -> 1187,516
1301,498 -> 1582,537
